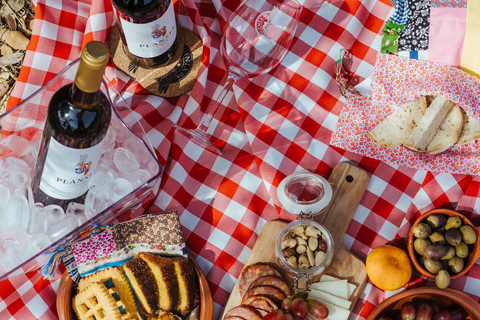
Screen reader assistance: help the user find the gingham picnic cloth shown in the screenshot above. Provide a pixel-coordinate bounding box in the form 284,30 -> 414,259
1,0 -> 480,319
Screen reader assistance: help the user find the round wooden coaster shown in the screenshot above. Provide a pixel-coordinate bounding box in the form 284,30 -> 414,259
138,28 -> 203,97
109,24 -> 185,81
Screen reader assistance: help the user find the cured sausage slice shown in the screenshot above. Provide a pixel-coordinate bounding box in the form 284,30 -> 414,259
242,295 -> 277,313
224,305 -> 262,320
248,275 -> 291,298
239,263 -> 282,297
242,285 -> 286,306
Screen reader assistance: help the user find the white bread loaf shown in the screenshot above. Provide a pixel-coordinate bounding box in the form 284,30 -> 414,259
427,104 -> 463,154
404,96 -> 454,151
456,108 -> 480,145
368,98 -> 427,147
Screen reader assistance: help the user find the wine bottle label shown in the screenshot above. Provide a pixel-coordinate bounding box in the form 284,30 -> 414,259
116,2 -> 177,58
39,137 -> 104,200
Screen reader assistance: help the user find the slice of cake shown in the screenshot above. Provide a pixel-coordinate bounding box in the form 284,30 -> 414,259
123,258 -> 159,314
139,252 -> 179,313
171,256 -> 197,315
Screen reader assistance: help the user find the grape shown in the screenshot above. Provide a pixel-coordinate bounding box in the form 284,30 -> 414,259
292,298 -> 308,319
306,299 -> 329,320
434,310 -> 452,320
450,308 -> 467,320
280,314 -> 295,320
401,302 -> 416,320
282,298 -> 293,313
417,302 -> 433,320
263,309 -> 285,320
377,316 -> 393,320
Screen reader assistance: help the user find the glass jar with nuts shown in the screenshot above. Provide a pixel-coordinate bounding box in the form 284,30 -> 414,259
276,219 -> 334,290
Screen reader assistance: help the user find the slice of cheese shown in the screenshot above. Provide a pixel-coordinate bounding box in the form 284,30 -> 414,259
307,300 -> 350,320
320,274 -> 339,282
319,275 -> 357,299
308,290 -> 351,310
310,280 -> 348,300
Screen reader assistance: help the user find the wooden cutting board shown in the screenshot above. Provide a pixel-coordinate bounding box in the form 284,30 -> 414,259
222,162 -> 370,317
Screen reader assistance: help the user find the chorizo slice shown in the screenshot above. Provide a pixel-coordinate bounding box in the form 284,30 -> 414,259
242,285 -> 285,306
239,263 -> 282,297
248,275 -> 291,298
242,295 -> 278,313
224,305 -> 262,320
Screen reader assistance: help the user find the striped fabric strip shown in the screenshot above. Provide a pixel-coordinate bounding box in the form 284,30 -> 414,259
460,0 -> 480,77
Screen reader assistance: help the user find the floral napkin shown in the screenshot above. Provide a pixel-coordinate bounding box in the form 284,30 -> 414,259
63,211 -> 186,283
331,53 -> 480,175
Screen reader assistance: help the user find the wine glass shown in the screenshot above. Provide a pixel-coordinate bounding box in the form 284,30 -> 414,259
175,0 -> 302,155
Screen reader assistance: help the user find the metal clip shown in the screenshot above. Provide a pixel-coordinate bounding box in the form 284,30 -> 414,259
293,273 -> 312,293
298,211 -> 313,220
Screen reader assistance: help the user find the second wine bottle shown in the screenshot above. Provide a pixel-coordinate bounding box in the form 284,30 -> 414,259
31,41 -> 112,210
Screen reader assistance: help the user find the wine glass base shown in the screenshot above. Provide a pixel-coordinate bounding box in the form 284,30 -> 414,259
175,126 -> 223,155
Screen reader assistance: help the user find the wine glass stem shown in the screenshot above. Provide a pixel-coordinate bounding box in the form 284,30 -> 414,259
198,75 -> 238,132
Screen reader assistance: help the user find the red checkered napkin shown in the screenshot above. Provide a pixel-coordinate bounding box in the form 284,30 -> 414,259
332,53 -> 480,175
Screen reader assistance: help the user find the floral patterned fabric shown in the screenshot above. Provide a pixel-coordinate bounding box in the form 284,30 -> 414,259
69,212 -> 186,277
331,53 -> 480,175
398,0 -> 431,51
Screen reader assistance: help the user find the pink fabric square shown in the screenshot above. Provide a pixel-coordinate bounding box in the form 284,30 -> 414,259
429,8 -> 466,67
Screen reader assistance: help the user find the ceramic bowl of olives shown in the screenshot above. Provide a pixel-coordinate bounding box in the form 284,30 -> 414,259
407,209 -> 480,282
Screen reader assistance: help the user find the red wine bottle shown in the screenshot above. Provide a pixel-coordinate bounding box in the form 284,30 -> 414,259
111,0 -> 178,67
31,42 -> 112,210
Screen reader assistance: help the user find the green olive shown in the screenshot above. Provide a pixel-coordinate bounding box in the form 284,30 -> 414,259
413,223 -> 432,239
426,214 -> 447,229
455,242 -> 469,259
441,245 -> 456,260
429,232 -> 446,245
424,258 -> 443,274
435,270 -> 450,289
445,216 -> 462,230
448,256 -> 464,273
414,238 -> 432,256
459,225 -> 477,245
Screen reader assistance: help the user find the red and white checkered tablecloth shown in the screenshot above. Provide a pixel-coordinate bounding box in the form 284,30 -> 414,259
1,0 -> 480,319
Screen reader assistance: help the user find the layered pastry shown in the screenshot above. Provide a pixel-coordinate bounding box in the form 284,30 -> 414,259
123,258 -> 159,314
171,256 -> 197,315
138,252 -> 179,313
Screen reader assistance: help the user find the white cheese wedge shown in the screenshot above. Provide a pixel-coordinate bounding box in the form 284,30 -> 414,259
320,274 -> 339,282
310,280 -> 348,299
319,275 -> 357,299
307,300 -> 350,320
308,290 -> 352,310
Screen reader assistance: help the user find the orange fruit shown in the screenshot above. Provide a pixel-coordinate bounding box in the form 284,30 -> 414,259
366,245 -> 412,291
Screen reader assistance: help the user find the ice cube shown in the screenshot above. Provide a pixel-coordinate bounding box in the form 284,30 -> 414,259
66,202 -> 87,224
109,178 -> 133,203
25,233 -> 52,258
47,216 -> 79,242
2,157 -> 31,176
0,238 -> 24,270
125,138 -> 151,165
88,171 -> 114,199
84,191 -> 109,219
6,171 -> 29,191
130,169 -> 151,188
113,148 -> 139,174
3,194 -> 29,229
99,148 -> 114,169
0,184 -> 11,212
45,204 -> 65,226
27,203 -> 47,235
